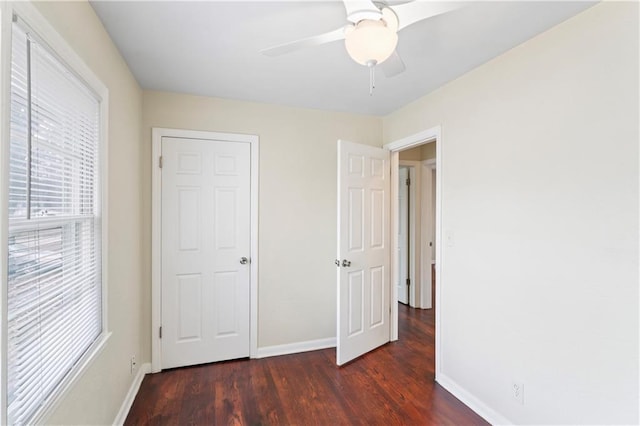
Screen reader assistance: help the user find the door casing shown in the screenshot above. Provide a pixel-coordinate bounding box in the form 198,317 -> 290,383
399,159 -> 436,310
151,127 -> 259,373
384,125 -> 442,378
392,160 -> 433,309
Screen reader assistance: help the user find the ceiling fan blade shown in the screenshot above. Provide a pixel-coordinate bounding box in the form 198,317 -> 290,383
380,50 -> 406,78
393,1 -> 462,31
261,26 -> 347,57
384,0 -> 414,5
343,0 -> 382,24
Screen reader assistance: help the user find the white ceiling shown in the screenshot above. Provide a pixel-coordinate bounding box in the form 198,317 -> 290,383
90,1 -> 596,116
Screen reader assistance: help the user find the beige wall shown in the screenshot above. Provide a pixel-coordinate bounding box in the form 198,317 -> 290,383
142,91 -> 382,351
398,143 -> 436,161
385,2 -> 638,424
398,145 -> 420,160
30,2 -> 145,424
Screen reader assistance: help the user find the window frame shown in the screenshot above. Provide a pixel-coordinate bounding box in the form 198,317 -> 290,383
0,2 -> 110,424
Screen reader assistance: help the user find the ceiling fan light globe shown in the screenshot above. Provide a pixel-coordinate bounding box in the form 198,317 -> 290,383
344,20 -> 398,66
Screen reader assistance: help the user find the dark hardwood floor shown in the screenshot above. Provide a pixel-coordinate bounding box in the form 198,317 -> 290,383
125,305 -> 486,425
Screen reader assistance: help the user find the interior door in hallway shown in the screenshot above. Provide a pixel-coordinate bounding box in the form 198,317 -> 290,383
397,166 -> 409,305
337,140 -> 391,366
161,136 -> 251,369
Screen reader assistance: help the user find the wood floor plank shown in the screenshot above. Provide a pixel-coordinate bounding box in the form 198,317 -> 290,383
125,305 -> 487,425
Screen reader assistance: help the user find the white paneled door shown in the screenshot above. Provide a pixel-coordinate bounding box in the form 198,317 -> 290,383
336,140 -> 391,366
161,136 -> 251,369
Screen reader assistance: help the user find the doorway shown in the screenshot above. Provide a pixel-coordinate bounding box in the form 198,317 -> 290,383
385,126 -> 441,367
395,149 -> 435,311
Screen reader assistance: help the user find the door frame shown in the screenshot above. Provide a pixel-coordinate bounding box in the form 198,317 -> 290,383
384,125 -> 442,376
151,127 -> 259,373
397,161 -> 419,307
421,158 -> 436,309
398,159 -> 434,309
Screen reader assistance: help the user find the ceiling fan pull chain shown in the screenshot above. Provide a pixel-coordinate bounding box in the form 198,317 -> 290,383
369,66 -> 373,96
367,59 -> 377,96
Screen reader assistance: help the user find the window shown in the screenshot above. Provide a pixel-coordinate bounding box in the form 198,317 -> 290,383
6,17 -> 104,425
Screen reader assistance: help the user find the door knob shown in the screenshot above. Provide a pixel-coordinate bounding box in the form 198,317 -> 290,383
341,259 -> 351,267
240,257 -> 249,265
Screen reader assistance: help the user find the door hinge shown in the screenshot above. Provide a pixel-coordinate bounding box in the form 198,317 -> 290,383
159,156 -> 163,169
406,278 -> 410,286
159,326 -> 162,339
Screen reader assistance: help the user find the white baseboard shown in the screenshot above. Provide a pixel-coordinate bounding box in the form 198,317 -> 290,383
254,337 -> 336,359
113,362 -> 151,426
436,373 -> 511,425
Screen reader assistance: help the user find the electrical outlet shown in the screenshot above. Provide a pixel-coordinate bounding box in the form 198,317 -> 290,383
130,356 -> 137,374
512,381 -> 524,405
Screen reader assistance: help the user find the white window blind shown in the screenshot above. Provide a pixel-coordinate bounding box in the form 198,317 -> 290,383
7,20 -> 102,425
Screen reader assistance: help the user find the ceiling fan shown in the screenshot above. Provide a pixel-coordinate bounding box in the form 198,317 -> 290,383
260,0 -> 460,94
